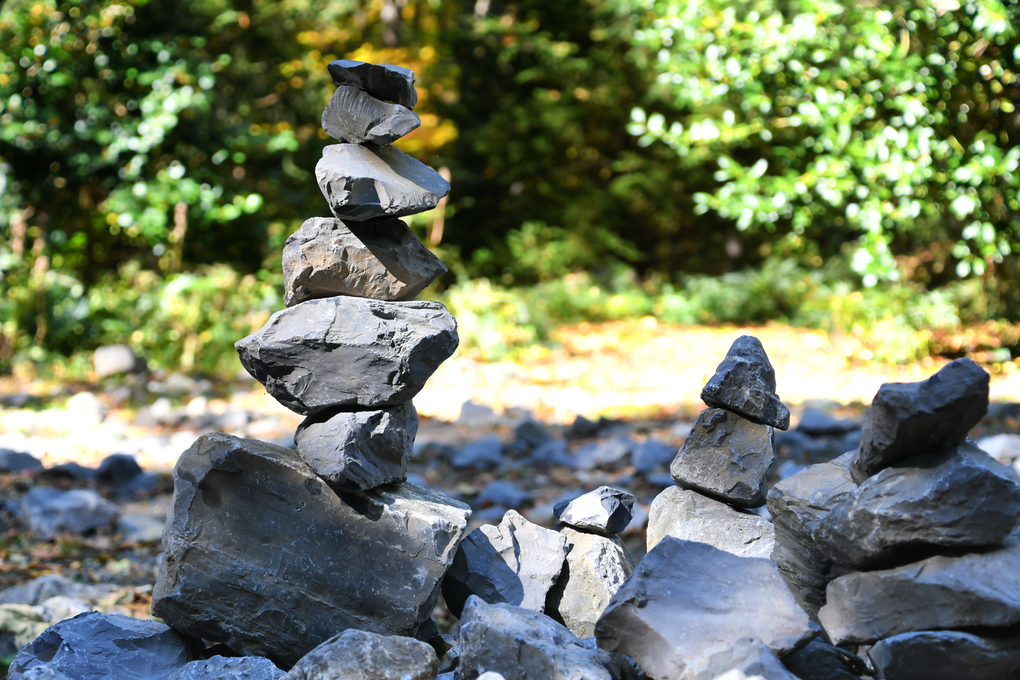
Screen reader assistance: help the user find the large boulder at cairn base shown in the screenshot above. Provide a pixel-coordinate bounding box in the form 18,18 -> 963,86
866,630 -> 1020,680
850,357 -> 989,483
647,487 -> 774,559
701,335 -> 790,430
152,433 -> 470,667
281,629 -> 438,680
321,86 -> 420,146
235,297 -> 458,415
327,59 -> 417,109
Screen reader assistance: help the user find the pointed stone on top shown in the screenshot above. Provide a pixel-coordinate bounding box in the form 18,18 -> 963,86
328,59 -> 417,109
321,85 -> 421,146
701,335 -> 791,430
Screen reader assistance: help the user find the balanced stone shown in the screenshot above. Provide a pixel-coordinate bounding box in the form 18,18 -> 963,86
548,527 -> 634,638
316,144 -> 450,222
294,403 -> 418,492
282,629 -> 438,680
328,59 -> 417,109
684,637 -> 798,680
647,486 -> 774,559
850,357 -> 989,482
595,537 -> 816,680
552,486 -> 635,536
670,408 -> 775,508
171,656 -> 285,680
152,433 -> 470,667
282,217 -> 447,306
700,335 -> 790,430
235,296 -> 458,415
866,630 -> 1020,680
322,86 -> 420,146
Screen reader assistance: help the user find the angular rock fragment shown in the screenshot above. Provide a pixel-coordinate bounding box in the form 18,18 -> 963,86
322,86 -> 420,146
282,629 -> 438,680
850,357 -> 989,482
442,509 -> 568,618
235,296 -> 458,415
553,486 -> 635,536
171,656 -> 285,680
595,537 -> 816,680
866,630 -> 1020,680
93,344 -> 144,378
316,144 -> 450,222
295,403 -> 418,492
647,487 -> 774,559
20,487 -> 119,539
670,408 -> 775,508
548,527 -> 634,638
780,639 -> 866,680
684,637 -> 798,680
153,433 -> 470,666
328,59 -> 418,109
701,336 -> 790,430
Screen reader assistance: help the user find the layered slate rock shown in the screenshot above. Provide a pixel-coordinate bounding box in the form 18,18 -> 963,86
282,217 -> 447,307
321,86 -> 420,146
548,527 -> 634,638
281,629 -> 438,680
813,442 -> 1020,568
553,486 -> 636,536
458,596 -> 612,680
295,403 -> 418,492
684,637 -> 798,680
316,144 -> 450,222
442,510 -> 568,618
647,487 -> 774,559
171,656 -> 285,680
595,537 -> 816,680
866,630 -> 1020,680
850,357 -> 989,483
670,408 -> 775,508
235,297 -> 458,415
328,59 -> 418,109
700,335 -> 791,430
781,639 -> 866,680
152,433 -> 470,667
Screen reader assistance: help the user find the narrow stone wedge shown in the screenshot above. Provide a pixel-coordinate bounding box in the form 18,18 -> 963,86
321,85 -> 420,145
327,59 -> 417,109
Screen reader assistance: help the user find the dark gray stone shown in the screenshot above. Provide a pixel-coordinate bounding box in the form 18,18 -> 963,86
850,358 -> 989,483
452,436 -> 503,470
632,440 -> 676,474
781,639 -> 865,680
813,442 -> 1020,568
797,409 -> 859,436
294,403 -> 418,492
235,297 -> 458,415
93,344 -> 145,377
700,335 -> 790,430
646,487 -> 774,559
281,629 -> 438,680
548,527 -> 634,638
316,144 -> 450,222
8,612 -> 193,680
683,637 -> 798,680
442,509 -> 568,618
867,630 -> 1020,680
553,486 -> 635,536
152,433 -> 470,667
595,537 -> 816,680
473,480 -> 530,510
282,216 -> 446,307
95,453 -> 143,485
0,449 -> 43,474
327,59 -> 417,109
514,419 -> 553,447
322,85 -> 420,146
20,487 -> 119,539
458,596 -> 612,680
670,408 -> 775,508
170,656 -> 285,680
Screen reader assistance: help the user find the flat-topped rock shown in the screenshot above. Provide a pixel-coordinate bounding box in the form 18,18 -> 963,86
647,486 -> 774,559
548,527 -> 634,638
700,335 -> 790,430
553,486 -> 635,536
866,630 -> 1020,680
171,656 -> 285,680
321,85 -> 420,146
327,59 -> 417,109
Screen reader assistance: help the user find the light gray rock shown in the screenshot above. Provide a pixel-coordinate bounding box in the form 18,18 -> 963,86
295,403 -> 418,492
548,527 -> 634,638
282,629 -> 438,680
850,358 -> 989,482
315,144 -> 450,222
8,611 -> 193,680
20,487 -> 119,539
442,509 -> 568,618
647,487 -> 774,559
235,297 -> 458,415
977,433 -> 1020,465
813,442 -> 1020,568
18,669 -> 73,680
93,344 -> 144,377
595,537 -> 816,680
670,408 -> 775,508
0,575 -> 107,606
571,437 -> 635,470
171,656 -> 285,680
866,630 -> 1020,680
37,596 -> 90,623
0,605 -> 50,660
458,596 -> 612,680
683,638 -> 798,680
328,59 -> 417,109
152,433 -> 470,667
780,639 -> 865,680
700,336 -> 790,430
322,85 -> 420,145
282,216 -> 446,307
118,512 -> 166,543
553,486 -> 635,536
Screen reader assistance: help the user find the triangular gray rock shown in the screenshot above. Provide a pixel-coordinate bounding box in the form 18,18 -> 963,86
700,336 -> 790,430
281,629 -> 438,680
866,630 -> 1020,680
548,527 -> 634,638
170,656 -> 285,680
328,59 -> 417,109
647,486 -> 774,559
553,486 -> 635,536
321,85 -> 420,146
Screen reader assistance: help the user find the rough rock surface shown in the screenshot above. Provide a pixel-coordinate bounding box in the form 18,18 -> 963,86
327,59 -> 417,109
595,537 -> 816,680
282,216 -> 447,306
282,629 -> 438,680
866,630 -> 1020,680
0,605 -> 50,659
152,433 -> 470,667
442,510 -> 568,618
316,144 -> 450,222
294,403 -> 418,492
683,638 -> 798,680
170,656 -> 285,680
553,486 -> 635,536
548,527 -> 634,638
700,335 -> 791,430
17,668 -> 73,680
781,639 -> 865,680
850,357 -> 989,482
235,296 -> 458,415
647,486 -> 774,559
670,408 -> 775,508
458,596 -> 612,680
321,85 -> 420,146
20,487 -> 119,539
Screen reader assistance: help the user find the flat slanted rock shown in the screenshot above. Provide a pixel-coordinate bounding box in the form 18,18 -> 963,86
670,408 -> 775,508
850,357 -> 989,482
235,297 -> 457,415
548,527 -> 634,638
152,433 -> 470,667
595,537 -> 816,680
553,486 -> 635,536
282,217 -> 447,306
321,86 -> 420,146
866,630 -> 1020,680
316,144 -> 450,222
684,637 -> 798,680
647,486 -> 774,559
282,629 -> 438,680
700,336 -> 790,430
328,59 -> 417,109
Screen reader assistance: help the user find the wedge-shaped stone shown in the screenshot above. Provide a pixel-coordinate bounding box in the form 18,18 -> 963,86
283,217 -> 447,307
322,86 -> 420,146
235,297 -> 458,415
553,486 -> 635,536
595,537 -> 816,680
671,408 -> 775,508
866,630 -> 1020,680
152,433 -> 470,667
548,527 -> 634,638
282,629 -> 438,680
683,638 -> 798,680
328,59 -> 417,109
850,358 -> 989,482
701,336 -> 790,430
814,442 -> 1020,568
316,144 -> 450,222
647,486 -> 774,559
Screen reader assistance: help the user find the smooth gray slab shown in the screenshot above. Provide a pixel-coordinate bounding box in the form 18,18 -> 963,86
701,335 -> 790,430
321,85 -> 420,145
171,656 -> 285,680
867,630 -> 1020,680
553,486 -> 635,536
282,629 -> 438,680
327,59 -> 417,109
647,486 -> 774,559
683,637 -> 798,680
20,487 -> 119,539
